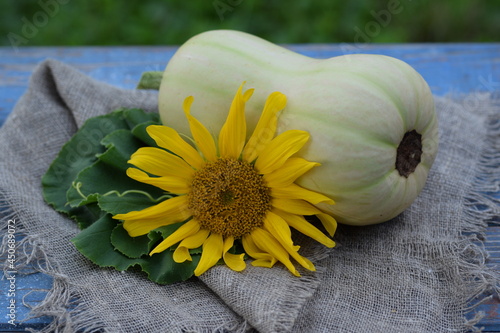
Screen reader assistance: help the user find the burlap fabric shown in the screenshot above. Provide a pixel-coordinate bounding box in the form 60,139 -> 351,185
0,59 -> 498,333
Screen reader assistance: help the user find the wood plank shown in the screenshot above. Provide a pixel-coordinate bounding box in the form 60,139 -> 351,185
1,43 -> 500,127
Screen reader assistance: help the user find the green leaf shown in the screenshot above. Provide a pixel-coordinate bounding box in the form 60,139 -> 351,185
72,214 -> 198,284
64,119 -> 164,209
109,220 -> 190,260
123,108 -> 160,128
72,214 -> 145,270
189,246 -> 202,255
66,159 -> 165,208
65,160 -> 123,207
98,192 -> 170,216
147,229 -> 164,250
42,110 -> 131,214
71,203 -> 105,230
111,223 -> 150,259
141,249 -> 200,284
131,121 -> 161,147
98,129 -> 144,170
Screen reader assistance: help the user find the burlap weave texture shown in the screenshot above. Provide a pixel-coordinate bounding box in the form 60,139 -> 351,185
0,59 -> 498,333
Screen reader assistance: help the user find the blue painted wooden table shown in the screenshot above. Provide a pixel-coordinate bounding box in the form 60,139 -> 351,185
1,44 -> 499,332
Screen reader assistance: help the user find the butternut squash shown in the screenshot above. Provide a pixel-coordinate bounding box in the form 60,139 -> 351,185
158,30 -> 439,226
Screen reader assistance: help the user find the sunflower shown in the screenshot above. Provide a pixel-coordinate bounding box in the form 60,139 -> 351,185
113,83 -> 337,277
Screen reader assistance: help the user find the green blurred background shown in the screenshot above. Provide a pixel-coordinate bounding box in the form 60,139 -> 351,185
1,0 -> 499,47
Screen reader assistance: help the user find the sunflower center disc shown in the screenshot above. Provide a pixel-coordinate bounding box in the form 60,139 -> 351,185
396,130 -> 423,178
188,158 -> 271,238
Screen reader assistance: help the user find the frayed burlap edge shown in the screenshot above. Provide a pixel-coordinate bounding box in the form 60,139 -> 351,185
436,94 -> 500,332
0,195 -> 251,332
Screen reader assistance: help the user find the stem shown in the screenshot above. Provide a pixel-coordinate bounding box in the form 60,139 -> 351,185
72,181 -> 87,200
71,181 -> 171,203
136,71 -> 164,90
101,189 -> 172,203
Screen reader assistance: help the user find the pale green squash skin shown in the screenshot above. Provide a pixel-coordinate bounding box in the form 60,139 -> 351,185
158,30 -> 439,226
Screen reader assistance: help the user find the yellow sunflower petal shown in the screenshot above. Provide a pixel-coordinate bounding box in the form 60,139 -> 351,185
218,83 -> 254,159
179,228 -> 211,249
299,256 -> 315,271
222,236 -> 246,272
264,157 -> 319,187
271,183 -> 335,205
115,198 -> 191,238
263,212 -> 315,271
172,247 -> 191,263
263,211 -> 293,246
114,195 -> 189,221
254,130 -> 309,174
126,168 -> 190,194
273,209 -> 335,248
242,91 -> 287,163
173,228 -> 210,262
146,125 -> 205,170
128,147 -> 195,180
150,219 -> 200,255
317,213 -> 338,237
251,259 -> 275,268
272,198 -> 322,216
183,96 -> 217,162
250,228 -> 300,276
122,212 -> 191,237
242,234 -> 277,268
242,88 -> 254,102
194,233 -> 224,276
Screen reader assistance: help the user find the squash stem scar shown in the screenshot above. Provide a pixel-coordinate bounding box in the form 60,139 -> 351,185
396,130 -> 422,178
